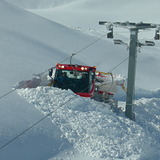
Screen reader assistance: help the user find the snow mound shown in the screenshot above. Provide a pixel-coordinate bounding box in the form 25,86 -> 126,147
17,87 -> 145,159
134,98 -> 160,160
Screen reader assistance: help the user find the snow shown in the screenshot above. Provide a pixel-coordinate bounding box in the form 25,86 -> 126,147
17,87 -> 146,159
0,0 -> 160,160
4,0 -> 78,9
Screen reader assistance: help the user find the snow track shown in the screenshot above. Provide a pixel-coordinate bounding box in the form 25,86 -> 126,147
18,87 -> 146,159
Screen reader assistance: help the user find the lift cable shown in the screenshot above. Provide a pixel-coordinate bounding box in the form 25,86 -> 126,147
108,56 -> 129,72
0,33 -> 130,150
0,93 -> 78,150
0,33 -> 107,101
72,33 -> 107,56
0,83 -> 92,151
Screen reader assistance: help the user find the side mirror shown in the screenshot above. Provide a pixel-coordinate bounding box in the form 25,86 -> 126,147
48,68 -> 53,77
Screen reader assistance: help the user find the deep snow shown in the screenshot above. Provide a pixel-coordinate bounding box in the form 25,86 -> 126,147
0,0 -> 160,160
16,87 -> 148,159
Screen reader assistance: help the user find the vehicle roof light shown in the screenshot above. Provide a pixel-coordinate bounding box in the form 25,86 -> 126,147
81,67 -> 84,70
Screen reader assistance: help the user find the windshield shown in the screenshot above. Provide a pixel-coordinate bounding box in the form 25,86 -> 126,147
54,69 -> 90,93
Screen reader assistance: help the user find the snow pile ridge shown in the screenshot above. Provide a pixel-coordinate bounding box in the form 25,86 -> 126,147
18,87 -> 145,159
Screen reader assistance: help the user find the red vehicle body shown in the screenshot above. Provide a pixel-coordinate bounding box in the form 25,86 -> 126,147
53,64 -> 96,97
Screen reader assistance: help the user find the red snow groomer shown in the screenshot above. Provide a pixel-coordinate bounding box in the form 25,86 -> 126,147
52,63 -> 96,97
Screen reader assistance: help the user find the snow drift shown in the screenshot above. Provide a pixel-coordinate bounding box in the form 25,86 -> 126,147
17,87 -> 145,159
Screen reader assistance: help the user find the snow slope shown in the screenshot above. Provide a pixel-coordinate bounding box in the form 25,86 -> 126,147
4,0 -> 78,9
0,0 -> 160,160
29,0 -> 160,30
29,0 -> 160,90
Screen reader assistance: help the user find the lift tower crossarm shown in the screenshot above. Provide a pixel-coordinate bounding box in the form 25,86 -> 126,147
99,21 -> 157,29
